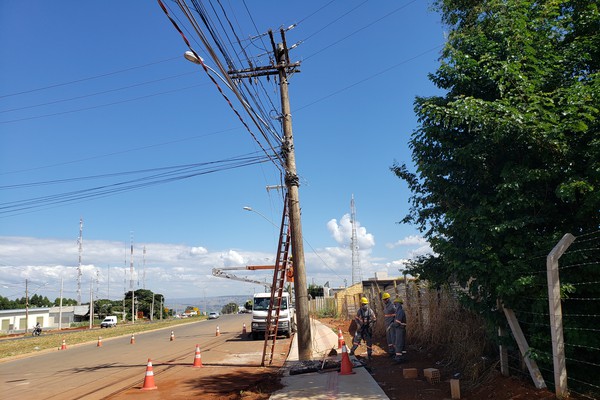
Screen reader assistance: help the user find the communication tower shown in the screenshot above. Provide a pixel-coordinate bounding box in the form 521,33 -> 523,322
77,218 -> 83,305
350,195 -> 362,285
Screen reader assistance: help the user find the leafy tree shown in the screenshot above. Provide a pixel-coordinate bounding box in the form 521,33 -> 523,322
221,302 -> 238,315
307,283 -> 324,298
53,297 -> 78,306
394,0 -> 599,307
393,0 -> 599,391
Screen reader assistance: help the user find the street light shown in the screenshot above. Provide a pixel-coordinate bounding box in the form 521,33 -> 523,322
242,206 -> 279,229
184,51 -> 233,90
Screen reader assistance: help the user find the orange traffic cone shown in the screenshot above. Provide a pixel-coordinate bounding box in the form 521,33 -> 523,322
337,328 -> 344,349
242,323 -> 247,335
339,343 -> 354,375
60,339 -> 67,350
216,326 -> 220,336
140,359 -> 158,390
170,331 -> 174,341
97,336 -> 103,347
192,344 -> 203,368
130,334 -> 135,344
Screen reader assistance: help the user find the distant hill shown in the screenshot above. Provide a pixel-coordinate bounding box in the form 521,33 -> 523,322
167,295 -> 252,314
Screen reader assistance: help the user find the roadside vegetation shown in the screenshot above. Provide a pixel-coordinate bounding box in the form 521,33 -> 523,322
392,1 -> 599,397
0,317 -> 202,360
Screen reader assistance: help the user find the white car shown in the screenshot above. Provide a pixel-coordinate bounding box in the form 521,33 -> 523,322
208,312 -> 219,319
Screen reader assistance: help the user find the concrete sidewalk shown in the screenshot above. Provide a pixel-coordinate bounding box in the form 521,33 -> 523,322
270,318 -> 389,399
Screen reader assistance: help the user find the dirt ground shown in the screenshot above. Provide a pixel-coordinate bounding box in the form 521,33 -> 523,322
188,317 -> 559,400
319,317 -> 558,400
101,316 -> 575,400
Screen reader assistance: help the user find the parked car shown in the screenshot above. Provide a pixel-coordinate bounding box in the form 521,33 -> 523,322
208,312 -> 219,319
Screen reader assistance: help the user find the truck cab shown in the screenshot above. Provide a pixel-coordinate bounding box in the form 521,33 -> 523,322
251,292 -> 295,339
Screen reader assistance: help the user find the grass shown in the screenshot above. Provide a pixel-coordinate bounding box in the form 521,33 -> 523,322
0,317 -> 203,360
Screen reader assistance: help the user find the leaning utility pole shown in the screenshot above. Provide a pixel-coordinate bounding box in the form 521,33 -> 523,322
227,28 -> 311,360
273,30 -> 311,361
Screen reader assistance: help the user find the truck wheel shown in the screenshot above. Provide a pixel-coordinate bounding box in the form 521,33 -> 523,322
252,331 -> 258,340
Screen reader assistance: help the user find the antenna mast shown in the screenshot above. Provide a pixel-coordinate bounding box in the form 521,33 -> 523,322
77,217 -> 83,305
143,246 -> 146,290
350,195 -> 362,285
129,233 -> 134,293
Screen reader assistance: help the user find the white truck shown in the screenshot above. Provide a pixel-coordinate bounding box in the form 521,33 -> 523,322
251,292 -> 295,339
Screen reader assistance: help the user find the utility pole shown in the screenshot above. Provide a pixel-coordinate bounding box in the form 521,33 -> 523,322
130,233 -> 135,324
59,278 -> 63,330
228,28 -> 310,359
25,279 -> 29,333
273,30 -> 311,361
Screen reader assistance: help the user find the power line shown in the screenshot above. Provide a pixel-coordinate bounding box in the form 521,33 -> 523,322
0,56 -> 182,99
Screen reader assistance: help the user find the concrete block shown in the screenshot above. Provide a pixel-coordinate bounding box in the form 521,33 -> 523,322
423,368 -> 440,383
402,368 -> 418,379
450,378 -> 461,399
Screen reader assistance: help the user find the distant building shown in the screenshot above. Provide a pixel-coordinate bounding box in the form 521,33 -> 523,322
0,305 -> 90,333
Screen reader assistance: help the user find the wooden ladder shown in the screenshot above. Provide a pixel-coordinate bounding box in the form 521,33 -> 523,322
261,194 -> 292,366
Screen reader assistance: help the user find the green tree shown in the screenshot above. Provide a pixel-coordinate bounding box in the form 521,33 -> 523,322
393,0 -> 599,391
221,302 -> 238,315
307,284 -> 324,298
394,0 -> 599,307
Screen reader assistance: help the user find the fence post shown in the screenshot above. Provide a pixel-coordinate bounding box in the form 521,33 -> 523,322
547,233 -> 575,398
503,307 -> 546,389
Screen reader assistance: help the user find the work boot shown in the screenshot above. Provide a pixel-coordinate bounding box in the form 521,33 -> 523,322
393,355 -> 406,364
349,345 -> 357,356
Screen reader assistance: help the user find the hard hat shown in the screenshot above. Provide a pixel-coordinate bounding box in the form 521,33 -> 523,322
360,297 -> 369,305
382,292 -> 390,300
393,298 -> 403,304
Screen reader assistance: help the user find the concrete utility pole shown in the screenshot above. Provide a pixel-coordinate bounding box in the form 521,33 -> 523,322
227,28 -> 311,360
25,279 -> 29,333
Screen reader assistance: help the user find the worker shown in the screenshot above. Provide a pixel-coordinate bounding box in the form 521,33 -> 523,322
392,297 -> 407,363
382,292 -> 396,357
350,297 -> 376,360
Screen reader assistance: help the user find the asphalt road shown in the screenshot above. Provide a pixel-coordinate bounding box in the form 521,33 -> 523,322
0,314 -> 265,399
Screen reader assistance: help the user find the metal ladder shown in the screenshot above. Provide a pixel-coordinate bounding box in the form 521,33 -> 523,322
261,194 -> 292,366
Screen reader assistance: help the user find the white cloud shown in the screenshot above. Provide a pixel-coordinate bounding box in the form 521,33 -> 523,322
386,235 -> 428,249
326,214 -> 375,250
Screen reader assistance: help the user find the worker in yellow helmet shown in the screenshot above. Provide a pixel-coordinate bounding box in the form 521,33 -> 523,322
382,292 -> 396,357
392,297 -> 407,363
350,297 -> 376,360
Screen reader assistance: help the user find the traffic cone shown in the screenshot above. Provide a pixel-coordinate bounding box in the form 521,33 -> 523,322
130,334 -> 135,344
140,359 -> 158,390
60,339 -> 67,350
216,326 -> 220,336
242,323 -> 247,335
192,344 -> 203,368
97,336 -> 103,347
170,331 -> 175,341
337,328 -> 344,349
339,343 -> 354,375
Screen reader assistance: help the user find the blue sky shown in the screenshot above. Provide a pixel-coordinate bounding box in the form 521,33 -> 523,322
0,1 -> 444,302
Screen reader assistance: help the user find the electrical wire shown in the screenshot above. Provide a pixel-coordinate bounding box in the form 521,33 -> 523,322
0,151 -> 273,216
158,0 -> 284,171
0,56 -> 182,99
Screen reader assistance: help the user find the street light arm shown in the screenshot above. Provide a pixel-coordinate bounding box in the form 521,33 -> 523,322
243,206 -> 279,229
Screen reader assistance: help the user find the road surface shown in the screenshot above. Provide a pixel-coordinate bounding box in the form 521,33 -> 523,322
0,314 -> 290,399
